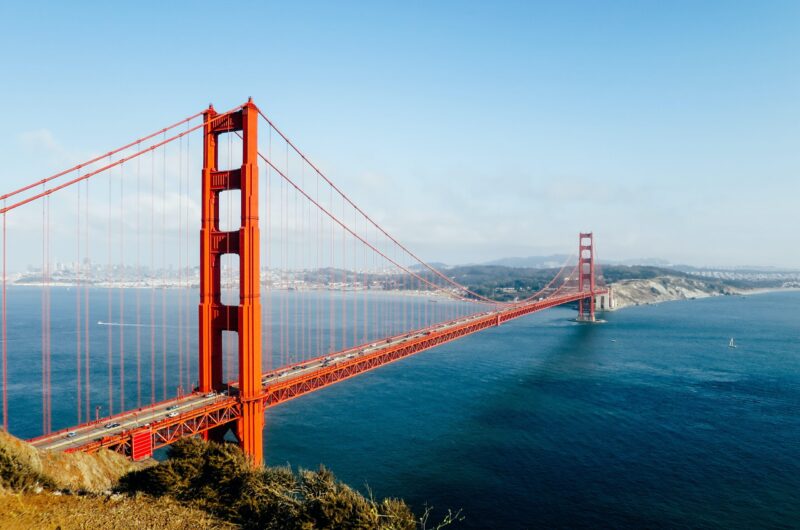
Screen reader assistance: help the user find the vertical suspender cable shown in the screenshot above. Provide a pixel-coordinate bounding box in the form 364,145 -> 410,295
363,214 -> 367,344
44,193 -> 51,433
341,194 -> 346,350
328,186 -> 333,355
185,125 -> 192,391
84,179 -> 91,422
150,147 -> 156,404
279,157 -> 284,366
2,207 -> 6,431
352,207 -> 357,348
41,195 -> 45,433
119,163 -> 125,411
106,158 -> 113,416
178,136 -> 183,393
283,148 -> 288,364
299,162 -> 305,361
266,127 -> 272,372
136,143 -> 142,407
76,177 -> 82,424
294,160 -> 299,360
316,170 -> 321,357
161,135 -> 167,400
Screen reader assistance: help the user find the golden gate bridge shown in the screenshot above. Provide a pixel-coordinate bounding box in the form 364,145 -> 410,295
0,99 -> 607,465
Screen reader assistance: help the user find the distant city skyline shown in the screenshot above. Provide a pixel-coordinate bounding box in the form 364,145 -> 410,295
0,1 -> 797,268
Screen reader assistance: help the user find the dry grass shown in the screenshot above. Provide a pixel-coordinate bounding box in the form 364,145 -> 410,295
119,438 -> 421,529
0,430 -> 460,529
0,428 -> 148,493
0,490 -> 233,529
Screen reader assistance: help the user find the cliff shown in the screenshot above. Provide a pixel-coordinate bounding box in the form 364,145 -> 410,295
0,430 -> 440,529
0,492 -> 232,530
0,428 -> 229,529
0,428 -> 148,494
609,276 -> 740,310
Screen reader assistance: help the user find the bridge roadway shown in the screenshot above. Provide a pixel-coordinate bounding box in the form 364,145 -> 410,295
29,289 -> 605,457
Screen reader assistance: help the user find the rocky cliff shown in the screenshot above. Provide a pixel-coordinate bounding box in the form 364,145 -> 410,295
609,276 -> 740,310
0,428 -> 233,529
0,428 -> 146,493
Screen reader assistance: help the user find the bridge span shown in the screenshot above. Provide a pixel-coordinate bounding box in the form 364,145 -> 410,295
29,289 -> 604,459
1,99 -> 608,465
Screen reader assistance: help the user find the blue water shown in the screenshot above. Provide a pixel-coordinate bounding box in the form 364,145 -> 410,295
4,288 -> 800,527
3,286 -> 472,437
263,292 -> 800,529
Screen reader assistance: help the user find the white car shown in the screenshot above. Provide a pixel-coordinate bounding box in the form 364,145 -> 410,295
167,412 -> 179,418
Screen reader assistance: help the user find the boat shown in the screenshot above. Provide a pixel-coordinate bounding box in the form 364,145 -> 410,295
728,338 -> 737,349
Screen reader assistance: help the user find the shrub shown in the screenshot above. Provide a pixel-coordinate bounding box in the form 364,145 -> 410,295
118,438 -> 422,529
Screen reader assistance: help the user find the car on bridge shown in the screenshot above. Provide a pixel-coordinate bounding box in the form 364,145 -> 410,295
103,422 -> 120,429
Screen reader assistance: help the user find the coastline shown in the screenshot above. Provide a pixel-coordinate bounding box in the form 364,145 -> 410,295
9,278 -> 800,310
5,281 -> 455,299
606,277 -> 800,311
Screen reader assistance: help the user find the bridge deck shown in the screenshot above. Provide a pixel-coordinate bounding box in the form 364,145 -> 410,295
29,290 -> 605,456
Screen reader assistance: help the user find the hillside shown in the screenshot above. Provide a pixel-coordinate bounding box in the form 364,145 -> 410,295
0,492 -> 231,530
608,276 -> 740,309
0,429 -> 451,529
428,264 -> 703,303
431,264 -> 773,307
0,428 -> 145,493
0,428 -> 230,529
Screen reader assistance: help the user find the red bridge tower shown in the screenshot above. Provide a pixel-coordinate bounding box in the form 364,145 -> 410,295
198,100 -> 264,465
577,232 -> 596,322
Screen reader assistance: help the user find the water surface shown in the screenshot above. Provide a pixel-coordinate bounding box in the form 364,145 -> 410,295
264,292 -> 800,529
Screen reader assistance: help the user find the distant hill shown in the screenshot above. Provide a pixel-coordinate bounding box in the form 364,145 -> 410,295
481,255 -> 675,269
603,257 -> 674,267
482,255 -> 570,268
410,262 -> 450,271
441,264 -> 693,302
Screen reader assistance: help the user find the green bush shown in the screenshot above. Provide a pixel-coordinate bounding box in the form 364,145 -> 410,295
0,443 -> 54,491
118,438 -> 421,529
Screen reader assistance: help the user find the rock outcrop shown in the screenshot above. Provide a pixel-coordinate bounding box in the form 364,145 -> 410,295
609,276 -> 740,310
0,428 -> 147,493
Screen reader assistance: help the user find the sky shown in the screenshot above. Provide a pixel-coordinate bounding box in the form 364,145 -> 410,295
0,0 -> 797,268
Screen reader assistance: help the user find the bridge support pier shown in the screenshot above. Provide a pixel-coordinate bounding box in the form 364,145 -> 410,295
577,232 -> 596,322
199,99 -> 264,466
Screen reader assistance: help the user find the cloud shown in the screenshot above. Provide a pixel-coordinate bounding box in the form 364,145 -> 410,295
18,129 -> 78,167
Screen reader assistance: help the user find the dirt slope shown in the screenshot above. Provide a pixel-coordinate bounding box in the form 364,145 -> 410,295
0,428 -> 145,493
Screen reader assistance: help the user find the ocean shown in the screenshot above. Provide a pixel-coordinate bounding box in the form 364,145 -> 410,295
4,288 -> 799,528
264,292 -> 800,529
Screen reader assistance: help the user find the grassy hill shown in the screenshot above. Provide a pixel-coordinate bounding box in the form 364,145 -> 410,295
0,429 -> 456,529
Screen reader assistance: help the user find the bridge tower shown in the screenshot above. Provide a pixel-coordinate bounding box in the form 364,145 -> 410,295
577,232 -> 596,322
199,99 -> 263,465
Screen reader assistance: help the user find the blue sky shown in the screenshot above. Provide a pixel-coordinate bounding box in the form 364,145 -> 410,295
1,1 -> 797,267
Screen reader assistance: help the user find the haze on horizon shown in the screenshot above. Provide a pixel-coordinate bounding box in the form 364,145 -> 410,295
0,1 -> 797,269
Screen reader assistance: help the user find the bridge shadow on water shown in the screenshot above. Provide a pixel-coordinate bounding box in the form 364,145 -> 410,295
392,317 -> 616,529
481,319 -> 603,415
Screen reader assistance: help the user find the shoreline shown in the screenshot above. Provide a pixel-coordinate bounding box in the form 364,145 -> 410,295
606,284 -> 800,312
8,280 -> 800,309
4,282 -> 456,299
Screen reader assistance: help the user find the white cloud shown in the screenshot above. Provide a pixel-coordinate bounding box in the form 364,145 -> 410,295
18,129 -> 80,168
